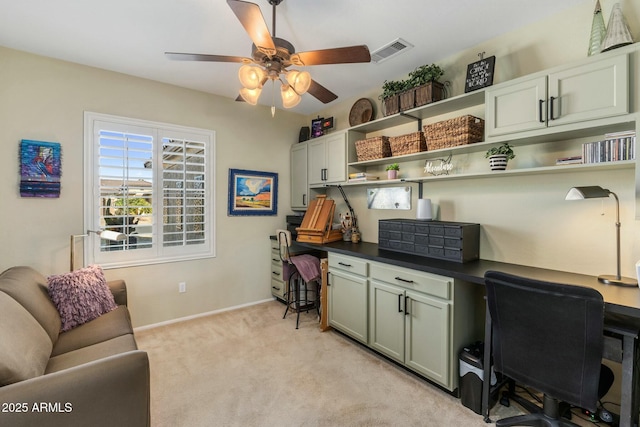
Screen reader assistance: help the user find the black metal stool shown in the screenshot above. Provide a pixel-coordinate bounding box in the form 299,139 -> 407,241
277,229 -> 320,329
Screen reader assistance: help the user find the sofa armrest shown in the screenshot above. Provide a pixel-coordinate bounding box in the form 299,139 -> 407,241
0,350 -> 149,427
107,279 -> 127,306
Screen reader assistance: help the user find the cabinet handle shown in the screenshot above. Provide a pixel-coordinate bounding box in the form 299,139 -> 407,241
395,276 -> 414,284
338,262 -> 352,267
303,194 -> 306,206
538,99 -> 545,123
398,294 -> 404,313
272,258 -> 279,262
549,96 -> 556,121
272,271 -> 280,276
322,168 -> 327,181
326,271 -> 331,286
272,286 -> 280,291
405,296 -> 410,316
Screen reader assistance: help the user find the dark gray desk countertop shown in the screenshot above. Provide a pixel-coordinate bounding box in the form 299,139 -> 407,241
290,239 -> 640,319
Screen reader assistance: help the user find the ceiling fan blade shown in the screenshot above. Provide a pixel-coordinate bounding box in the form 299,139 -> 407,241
165,52 -> 248,63
235,95 -> 245,102
307,80 -> 338,104
227,0 -> 276,56
291,45 -> 371,66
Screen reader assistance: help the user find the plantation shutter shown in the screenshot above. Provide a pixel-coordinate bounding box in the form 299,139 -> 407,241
162,138 -> 206,247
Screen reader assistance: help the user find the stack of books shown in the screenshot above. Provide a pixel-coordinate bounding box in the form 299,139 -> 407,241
581,130 -> 636,164
348,172 -> 379,183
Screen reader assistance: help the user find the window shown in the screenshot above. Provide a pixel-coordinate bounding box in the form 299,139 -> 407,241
84,112 -> 215,268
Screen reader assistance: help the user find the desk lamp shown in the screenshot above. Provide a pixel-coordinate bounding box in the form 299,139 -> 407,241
565,186 -> 637,287
70,230 -> 126,271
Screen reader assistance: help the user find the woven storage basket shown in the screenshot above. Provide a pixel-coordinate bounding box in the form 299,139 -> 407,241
355,136 -> 391,161
389,132 -> 427,156
423,115 -> 484,150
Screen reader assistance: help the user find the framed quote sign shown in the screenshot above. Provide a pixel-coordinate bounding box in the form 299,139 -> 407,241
464,55 -> 496,93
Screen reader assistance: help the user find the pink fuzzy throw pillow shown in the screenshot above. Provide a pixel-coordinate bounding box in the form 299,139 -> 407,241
47,265 -> 117,332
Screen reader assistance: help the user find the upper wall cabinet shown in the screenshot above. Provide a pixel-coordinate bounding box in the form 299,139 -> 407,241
485,53 -> 629,138
308,131 -> 347,187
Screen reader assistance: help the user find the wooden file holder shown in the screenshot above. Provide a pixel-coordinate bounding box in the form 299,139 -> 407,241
296,195 -> 343,244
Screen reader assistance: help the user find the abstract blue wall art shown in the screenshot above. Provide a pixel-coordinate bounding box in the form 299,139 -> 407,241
20,140 -> 62,198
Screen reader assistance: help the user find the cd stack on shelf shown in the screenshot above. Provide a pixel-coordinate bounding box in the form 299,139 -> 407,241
581,130 -> 636,164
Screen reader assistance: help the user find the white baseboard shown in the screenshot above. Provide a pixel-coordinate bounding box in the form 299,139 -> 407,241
133,298 -> 276,332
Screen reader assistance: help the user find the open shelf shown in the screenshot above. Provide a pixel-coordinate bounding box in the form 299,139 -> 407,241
340,160 -> 635,186
349,90 -> 486,134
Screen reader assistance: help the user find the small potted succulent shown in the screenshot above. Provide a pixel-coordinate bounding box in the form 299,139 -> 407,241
386,163 -> 400,179
485,143 -> 516,171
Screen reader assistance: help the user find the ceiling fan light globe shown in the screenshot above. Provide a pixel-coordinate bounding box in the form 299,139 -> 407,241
238,65 -> 265,90
281,84 -> 301,108
287,70 -> 311,95
239,87 -> 262,105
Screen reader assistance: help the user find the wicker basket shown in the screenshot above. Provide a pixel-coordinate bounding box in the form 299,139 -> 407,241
389,132 -> 427,156
355,136 -> 391,161
423,115 -> 484,150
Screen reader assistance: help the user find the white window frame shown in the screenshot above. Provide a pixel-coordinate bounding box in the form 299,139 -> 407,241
84,112 -> 216,268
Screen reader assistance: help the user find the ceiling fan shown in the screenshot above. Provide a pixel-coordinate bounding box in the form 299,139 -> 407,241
165,0 -> 371,114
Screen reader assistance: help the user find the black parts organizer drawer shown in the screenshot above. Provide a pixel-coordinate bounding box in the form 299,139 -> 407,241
378,219 -> 480,263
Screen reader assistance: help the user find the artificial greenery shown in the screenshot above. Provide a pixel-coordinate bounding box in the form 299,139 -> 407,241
485,142 -> 516,160
385,163 -> 400,171
380,64 -> 445,100
407,64 -> 445,87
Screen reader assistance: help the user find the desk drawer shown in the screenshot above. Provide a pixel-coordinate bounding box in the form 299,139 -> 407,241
370,262 -> 451,300
329,253 -> 368,277
271,262 -> 283,281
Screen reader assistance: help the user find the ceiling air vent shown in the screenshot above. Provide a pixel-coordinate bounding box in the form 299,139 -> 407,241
371,38 -> 414,63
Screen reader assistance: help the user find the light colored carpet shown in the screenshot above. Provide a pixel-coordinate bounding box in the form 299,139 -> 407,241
136,300 -> 513,426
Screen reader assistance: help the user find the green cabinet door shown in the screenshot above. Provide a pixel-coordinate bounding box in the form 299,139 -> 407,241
328,269 -> 368,344
404,290 -> 451,388
369,280 -> 405,363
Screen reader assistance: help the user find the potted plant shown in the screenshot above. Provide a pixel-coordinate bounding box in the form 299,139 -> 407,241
485,143 -> 516,170
380,79 -> 405,116
379,64 -> 446,116
386,163 -> 400,179
409,64 -> 445,109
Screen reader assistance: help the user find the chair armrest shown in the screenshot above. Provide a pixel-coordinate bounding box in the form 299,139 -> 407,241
0,351 -> 150,427
107,279 -> 127,306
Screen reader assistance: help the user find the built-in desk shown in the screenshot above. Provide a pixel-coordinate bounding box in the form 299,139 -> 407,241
293,239 -> 640,426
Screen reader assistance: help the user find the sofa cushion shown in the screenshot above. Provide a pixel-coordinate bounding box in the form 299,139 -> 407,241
0,266 -> 61,343
48,265 -> 117,332
51,305 -> 133,356
0,292 -> 53,386
45,334 -> 138,374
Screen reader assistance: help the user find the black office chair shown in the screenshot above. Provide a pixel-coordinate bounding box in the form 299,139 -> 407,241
276,229 -> 321,329
485,271 -> 611,427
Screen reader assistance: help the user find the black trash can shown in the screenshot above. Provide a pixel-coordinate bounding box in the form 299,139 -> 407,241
459,341 -> 495,415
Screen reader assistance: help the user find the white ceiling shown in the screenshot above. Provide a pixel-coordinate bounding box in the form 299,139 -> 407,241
0,0 -> 590,115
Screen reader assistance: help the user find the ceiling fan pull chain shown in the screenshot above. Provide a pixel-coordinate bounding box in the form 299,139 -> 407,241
271,80 -> 276,117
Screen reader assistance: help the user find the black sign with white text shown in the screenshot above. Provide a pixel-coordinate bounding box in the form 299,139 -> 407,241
464,55 -> 495,93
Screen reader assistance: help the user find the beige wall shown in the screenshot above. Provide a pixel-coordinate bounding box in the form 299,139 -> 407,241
310,0 -> 640,279
0,46 -> 307,327
1,1 -> 639,327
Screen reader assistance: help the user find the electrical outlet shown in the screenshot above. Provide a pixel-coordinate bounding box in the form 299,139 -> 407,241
179,282 -> 186,293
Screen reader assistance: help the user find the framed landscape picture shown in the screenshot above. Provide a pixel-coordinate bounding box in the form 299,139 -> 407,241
227,168 -> 278,216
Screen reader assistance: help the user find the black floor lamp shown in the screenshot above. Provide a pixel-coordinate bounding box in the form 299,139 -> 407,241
565,186 -> 637,287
